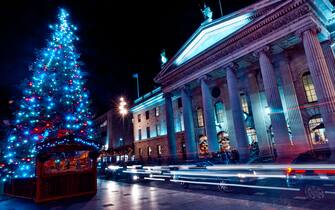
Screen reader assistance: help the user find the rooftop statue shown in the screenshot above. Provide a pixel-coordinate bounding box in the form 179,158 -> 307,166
201,4 -> 213,23
161,49 -> 168,65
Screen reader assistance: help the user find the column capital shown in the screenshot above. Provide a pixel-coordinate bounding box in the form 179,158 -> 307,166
321,38 -> 334,47
247,69 -> 258,78
225,62 -> 240,82
180,84 -> 191,90
198,74 -> 212,83
163,92 -> 173,99
276,50 -> 291,64
224,62 -> 239,71
180,86 -> 193,103
253,46 -> 270,58
295,25 -> 321,40
178,84 -> 192,94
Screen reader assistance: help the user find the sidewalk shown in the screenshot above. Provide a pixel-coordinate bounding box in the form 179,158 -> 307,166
0,182 -> 12,202
0,194 -> 12,202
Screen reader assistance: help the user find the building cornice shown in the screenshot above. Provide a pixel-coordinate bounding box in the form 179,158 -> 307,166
158,1 -> 321,93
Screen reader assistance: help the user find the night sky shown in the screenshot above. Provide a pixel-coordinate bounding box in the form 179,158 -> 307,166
0,0 -> 257,120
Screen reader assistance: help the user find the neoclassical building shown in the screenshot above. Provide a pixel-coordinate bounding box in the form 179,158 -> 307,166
131,0 -> 335,162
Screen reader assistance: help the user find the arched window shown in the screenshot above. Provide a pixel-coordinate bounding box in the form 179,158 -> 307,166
214,101 -> 225,123
240,93 -> 249,114
196,108 -> 204,127
302,72 -> 317,103
308,116 -> 327,144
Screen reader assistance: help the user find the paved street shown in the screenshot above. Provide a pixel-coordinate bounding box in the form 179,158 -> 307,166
0,179 -> 334,210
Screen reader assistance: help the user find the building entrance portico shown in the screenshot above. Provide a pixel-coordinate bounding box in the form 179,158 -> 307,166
129,0 -> 335,164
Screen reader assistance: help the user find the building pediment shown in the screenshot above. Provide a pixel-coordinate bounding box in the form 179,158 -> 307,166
174,13 -> 253,66
155,0 -> 287,83
155,0 -> 335,87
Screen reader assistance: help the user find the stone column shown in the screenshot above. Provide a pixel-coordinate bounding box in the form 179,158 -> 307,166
322,40 -> 335,87
200,76 -> 219,154
256,47 -> 292,159
222,82 -> 237,148
226,64 -> 249,159
301,28 -> 335,149
164,93 -> 177,160
247,71 -> 271,156
278,53 -> 310,153
181,86 -> 198,160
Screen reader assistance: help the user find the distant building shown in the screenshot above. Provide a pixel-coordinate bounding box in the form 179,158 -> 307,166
95,110 -> 113,150
131,0 -> 335,163
95,109 -> 133,162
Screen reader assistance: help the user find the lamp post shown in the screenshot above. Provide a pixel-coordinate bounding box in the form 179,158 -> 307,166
120,137 -> 124,161
118,97 -> 128,161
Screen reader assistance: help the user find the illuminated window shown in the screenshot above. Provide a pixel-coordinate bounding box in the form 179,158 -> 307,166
180,114 -> 184,131
138,129 -> 142,140
302,73 -> 317,103
175,113 -> 184,132
157,145 -> 162,157
240,94 -> 249,114
146,127 -> 150,139
309,116 -> 327,144
196,108 -> 204,127
139,148 -> 143,158
137,114 -> 141,123
155,124 -> 161,136
155,106 -> 160,117
148,146 -> 152,157
246,128 -> 257,145
214,101 -> 224,123
145,111 -> 150,120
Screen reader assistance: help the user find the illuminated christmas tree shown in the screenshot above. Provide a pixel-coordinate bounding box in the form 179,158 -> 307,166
2,8 -> 98,180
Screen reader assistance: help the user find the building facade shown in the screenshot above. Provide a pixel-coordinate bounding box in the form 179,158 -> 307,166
132,0 -> 335,163
130,88 -> 187,162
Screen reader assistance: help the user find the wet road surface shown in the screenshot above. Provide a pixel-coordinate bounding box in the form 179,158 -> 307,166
0,179 -> 334,210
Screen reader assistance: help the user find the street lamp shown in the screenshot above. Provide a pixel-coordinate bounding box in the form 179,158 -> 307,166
119,97 -> 128,117
118,97 -> 128,162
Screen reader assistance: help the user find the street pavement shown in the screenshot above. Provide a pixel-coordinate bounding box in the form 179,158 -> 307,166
0,179 -> 334,210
